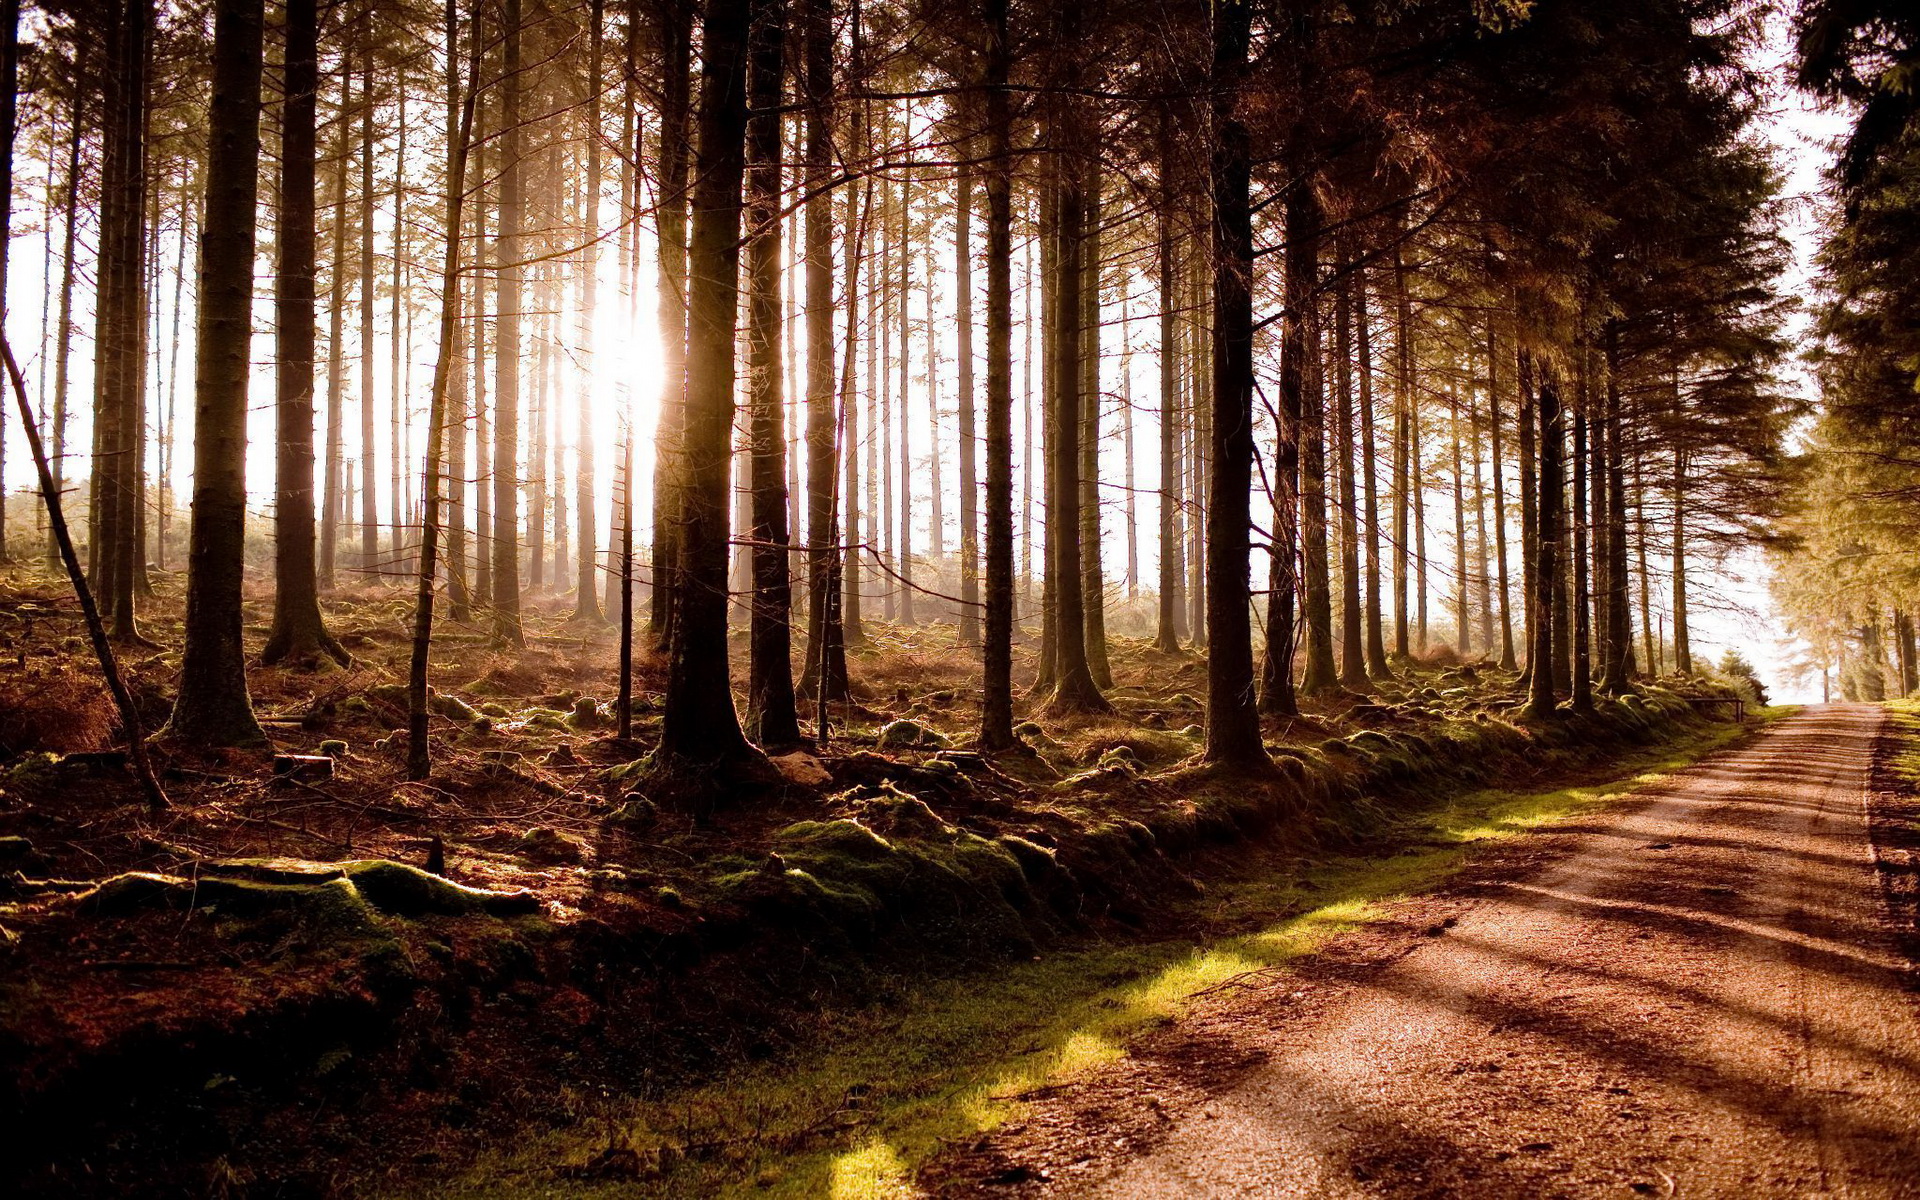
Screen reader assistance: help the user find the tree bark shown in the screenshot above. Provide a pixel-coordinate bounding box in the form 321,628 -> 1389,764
1204,0 -> 1267,767
1527,366 -> 1562,718
405,0 -> 480,780
491,0 -> 525,646
1153,110 -> 1186,653
165,0 -> 267,748
264,0 -> 347,667
658,0 -> 761,767
979,0 -> 1018,751
572,0 -> 607,622
745,0 -> 799,746
649,0 -> 694,644
956,152 -> 980,647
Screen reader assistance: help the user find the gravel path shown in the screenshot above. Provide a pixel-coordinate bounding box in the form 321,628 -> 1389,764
933,705 -> 1920,1198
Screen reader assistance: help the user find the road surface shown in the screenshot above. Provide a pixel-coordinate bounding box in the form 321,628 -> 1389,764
933,705 -> 1920,1198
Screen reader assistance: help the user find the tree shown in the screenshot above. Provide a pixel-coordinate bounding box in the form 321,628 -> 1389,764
263,0 -> 348,668
1202,0 -> 1267,769
164,0 -> 268,748
744,0 -> 800,746
656,0 -> 763,772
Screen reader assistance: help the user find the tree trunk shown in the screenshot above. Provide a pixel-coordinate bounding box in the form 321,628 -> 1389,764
658,0 -> 760,767
1488,320 -> 1515,670
94,0 -> 152,644
405,0 -> 480,780
490,0 -> 525,646
165,0 -> 267,747
1390,237 -> 1412,659
980,0 -> 1018,751
48,82 -> 83,576
1450,388 -> 1468,656
1527,367 -> 1562,718
1040,91 -> 1106,716
1335,265 -> 1366,689
649,0 -> 693,644
1260,181 -> 1312,716
799,0 -> 849,701
1204,0 -> 1266,766
570,0 -> 606,622
358,49 -> 379,576
745,0 -> 799,746
1571,406 -> 1591,712
1153,111 -> 1186,653
1672,448 -> 1690,674
956,152 -> 980,647
264,0 -> 346,667
1079,168 -> 1109,687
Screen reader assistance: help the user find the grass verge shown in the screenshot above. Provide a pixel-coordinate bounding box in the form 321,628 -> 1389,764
426,711 -> 1781,1199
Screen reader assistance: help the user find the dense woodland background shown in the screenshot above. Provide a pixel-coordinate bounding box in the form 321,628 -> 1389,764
0,0 -> 1901,769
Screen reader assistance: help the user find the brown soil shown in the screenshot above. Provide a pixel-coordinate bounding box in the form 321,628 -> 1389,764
924,705 -> 1920,1198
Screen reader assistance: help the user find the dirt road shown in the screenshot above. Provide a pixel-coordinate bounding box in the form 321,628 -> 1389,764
934,705 -> 1920,1198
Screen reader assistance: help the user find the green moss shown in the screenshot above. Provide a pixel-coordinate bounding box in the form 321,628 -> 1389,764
342,860 -> 540,917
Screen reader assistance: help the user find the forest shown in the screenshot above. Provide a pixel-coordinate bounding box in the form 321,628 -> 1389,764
0,0 -> 1909,1194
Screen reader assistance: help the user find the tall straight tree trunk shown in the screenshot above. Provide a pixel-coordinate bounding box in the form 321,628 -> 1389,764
956,153 -> 980,646
321,54 -> 350,590
1040,46 -> 1104,714
1489,320 -> 1515,670
1571,406 -> 1591,712
165,0 -> 267,747
979,0 -> 1018,750
1297,219 -> 1335,693
264,0 -> 346,666
359,51 -> 378,575
842,178 -> 871,646
1391,238 -> 1412,659
1204,0 -> 1266,766
94,0 -> 152,644
572,0 -> 606,622
1602,324 -> 1633,690
48,84 -> 83,575
0,0 -> 17,561
744,0 -> 799,745
800,0 -> 849,700
895,164 -> 914,625
405,0 -> 480,778
1335,264 -> 1366,689
1450,388 -> 1468,655
1518,348 -> 1537,681
1527,367 -> 1562,718
1472,387 -> 1493,653
658,0 -> 760,768
490,0 -> 525,646
1079,168 -> 1109,687
1261,181 -> 1312,715
471,155 -> 491,606
1672,449 -> 1690,674
1358,266 -> 1389,678
1187,245 -> 1209,649
389,82 -> 409,571
1154,111 -> 1186,653
649,0 -> 693,643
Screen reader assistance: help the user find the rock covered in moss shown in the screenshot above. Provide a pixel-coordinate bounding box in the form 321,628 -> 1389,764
517,826 -> 589,865
877,719 -> 949,750
317,739 -> 349,758
565,698 -> 609,731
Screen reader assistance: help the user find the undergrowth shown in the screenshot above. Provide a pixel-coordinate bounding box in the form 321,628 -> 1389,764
428,717 -> 1764,1199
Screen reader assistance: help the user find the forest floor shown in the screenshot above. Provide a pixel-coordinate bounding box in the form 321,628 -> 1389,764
0,564 -> 1764,1197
